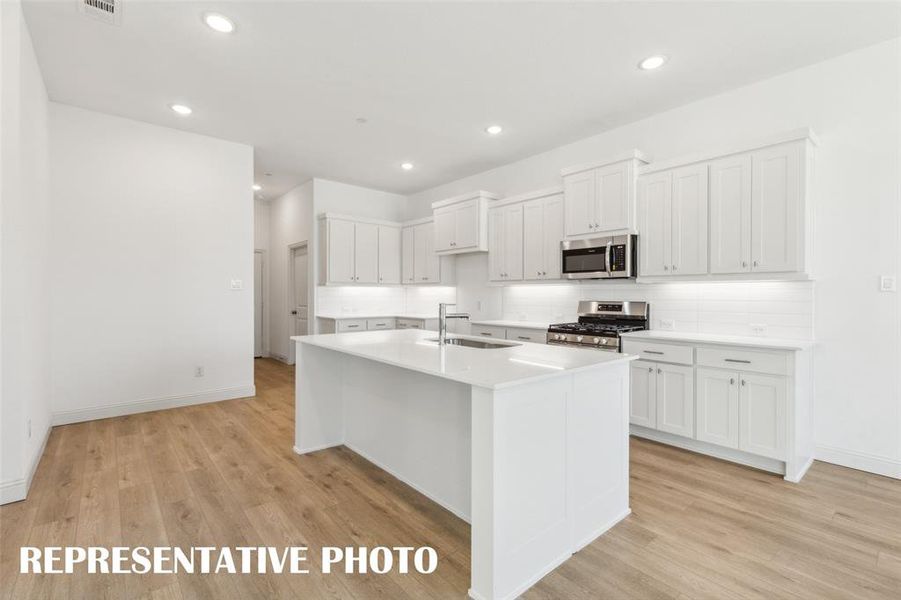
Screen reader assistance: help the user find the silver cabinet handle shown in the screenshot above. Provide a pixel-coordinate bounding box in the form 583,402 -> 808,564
741,379 -> 746,386
643,350 -> 664,355
672,265 -> 677,271
480,332 -> 492,337
421,277 -> 427,280
657,368 -> 662,374
542,271 -> 547,276
347,324 -> 359,328
648,367 -> 653,373
517,336 -> 530,340
595,223 -> 600,228
588,223 -> 594,229
742,261 -> 748,268
537,271 -> 542,276
663,265 -> 669,271
730,378 -> 735,385
724,358 -> 751,364
753,260 -> 758,267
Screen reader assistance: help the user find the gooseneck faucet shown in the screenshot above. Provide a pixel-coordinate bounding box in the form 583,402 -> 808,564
438,303 -> 470,345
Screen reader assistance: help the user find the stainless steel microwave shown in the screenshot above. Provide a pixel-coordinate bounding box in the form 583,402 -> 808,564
561,234 -> 637,279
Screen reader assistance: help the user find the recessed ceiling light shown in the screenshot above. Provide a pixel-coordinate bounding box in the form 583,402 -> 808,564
252,184 -> 262,191
638,55 -> 667,70
204,13 -> 235,34
170,104 -> 192,116
401,162 -> 414,171
485,125 -> 503,135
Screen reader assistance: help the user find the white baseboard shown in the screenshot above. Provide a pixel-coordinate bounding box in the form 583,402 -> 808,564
1,424 -> 52,505
51,385 -> 256,426
816,445 -> 901,479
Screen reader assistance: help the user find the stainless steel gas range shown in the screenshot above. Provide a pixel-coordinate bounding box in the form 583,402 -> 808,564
546,301 -> 649,352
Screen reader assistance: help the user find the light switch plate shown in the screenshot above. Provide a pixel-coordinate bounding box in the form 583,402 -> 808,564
230,279 -> 243,290
880,275 -> 897,292
659,319 -> 675,331
750,323 -> 768,335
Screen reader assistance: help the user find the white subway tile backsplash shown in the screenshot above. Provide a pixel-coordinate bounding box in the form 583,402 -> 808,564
316,285 -> 456,318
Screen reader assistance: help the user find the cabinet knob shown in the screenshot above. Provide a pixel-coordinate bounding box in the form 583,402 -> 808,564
657,368 -> 662,374
741,379 -> 746,386
594,223 -> 600,228
752,260 -> 758,267
648,367 -> 653,373
672,265 -> 677,271
542,271 -> 546,276
742,261 -> 748,268
730,378 -> 735,385
663,265 -> 669,271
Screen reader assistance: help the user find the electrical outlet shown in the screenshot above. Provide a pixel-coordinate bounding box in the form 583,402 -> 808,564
27,418 -> 32,439
750,323 -> 768,336
476,300 -> 482,312
880,275 -> 897,292
659,319 -> 675,331
230,279 -> 243,290
195,366 -> 205,378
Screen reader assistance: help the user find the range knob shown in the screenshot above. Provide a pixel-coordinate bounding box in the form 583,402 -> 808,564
554,334 -> 563,340
593,337 -> 600,344
599,338 -> 608,345
576,335 -> 584,342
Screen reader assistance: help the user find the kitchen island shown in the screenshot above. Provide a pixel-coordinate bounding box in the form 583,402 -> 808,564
293,329 -> 635,600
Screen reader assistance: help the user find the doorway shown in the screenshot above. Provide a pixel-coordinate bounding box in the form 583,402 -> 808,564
254,251 -> 265,358
287,242 -> 309,365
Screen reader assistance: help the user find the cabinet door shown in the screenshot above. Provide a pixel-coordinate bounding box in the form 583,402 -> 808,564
751,142 -> 801,273
454,200 -> 480,250
327,219 -> 356,284
695,368 -> 740,449
522,199 -> 544,280
739,373 -> 786,460
542,194 -> 565,279
353,222 -> 379,284
629,361 -> 657,428
638,171 -> 672,276
433,207 -> 455,252
595,161 -> 630,232
502,204 -> 523,280
487,208 -> 505,281
413,223 -> 435,283
709,154 -> 752,273
655,363 -> 694,438
671,164 -> 709,275
377,226 -> 401,284
423,223 -> 441,282
564,170 -> 596,236
401,226 -> 415,283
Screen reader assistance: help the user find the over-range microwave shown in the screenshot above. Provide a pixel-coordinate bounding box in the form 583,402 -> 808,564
561,234 -> 637,280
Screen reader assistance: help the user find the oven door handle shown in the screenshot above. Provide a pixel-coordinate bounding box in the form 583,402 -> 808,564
605,240 -> 613,276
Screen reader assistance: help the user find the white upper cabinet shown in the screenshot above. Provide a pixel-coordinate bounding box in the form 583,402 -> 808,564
377,225 -> 401,284
522,192 -> 565,280
638,171 -> 672,276
326,218 -> 356,284
353,222 -> 380,284
751,142 -> 803,273
671,164 -> 709,275
431,191 -> 498,254
411,221 -> 441,283
561,152 -> 647,237
488,204 -> 523,281
709,153 -> 753,273
401,226 -> 415,283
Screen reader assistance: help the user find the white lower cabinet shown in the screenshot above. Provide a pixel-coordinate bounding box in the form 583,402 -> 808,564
695,368 -> 740,449
625,336 -> 811,481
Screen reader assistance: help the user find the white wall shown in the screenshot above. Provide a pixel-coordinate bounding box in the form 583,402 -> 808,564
48,104 -> 255,424
407,39 -> 901,477
268,181 -> 314,361
254,199 -> 271,355
0,0 -> 52,504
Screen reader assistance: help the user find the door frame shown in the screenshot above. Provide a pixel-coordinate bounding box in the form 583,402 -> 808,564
253,249 -> 267,358
287,241 -> 310,365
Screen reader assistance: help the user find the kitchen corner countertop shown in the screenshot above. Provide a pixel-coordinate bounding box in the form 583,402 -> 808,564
469,319 -> 552,330
292,329 -> 634,389
316,313 -> 437,321
620,330 -> 815,351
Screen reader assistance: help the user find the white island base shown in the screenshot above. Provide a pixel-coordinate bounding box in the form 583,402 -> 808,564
293,330 -> 633,600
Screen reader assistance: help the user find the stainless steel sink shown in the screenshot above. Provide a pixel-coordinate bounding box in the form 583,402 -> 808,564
426,337 -> 521,349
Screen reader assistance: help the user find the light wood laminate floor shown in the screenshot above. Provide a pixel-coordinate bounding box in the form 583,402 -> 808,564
2,358 -> 899,599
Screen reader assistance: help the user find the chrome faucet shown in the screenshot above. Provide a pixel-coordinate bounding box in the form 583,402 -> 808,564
438,303 -> 469,345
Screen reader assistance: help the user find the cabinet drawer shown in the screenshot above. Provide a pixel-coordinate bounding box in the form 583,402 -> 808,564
336,319 -> 367,332
621,340 -> 693,365
471,325 -> 506,338
367,318 -> 395,331
505,327 -> 545,344
696,347 -> 788,376
396,318 -> 424,329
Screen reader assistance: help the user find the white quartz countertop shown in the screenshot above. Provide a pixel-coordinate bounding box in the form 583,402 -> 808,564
317,313 -> 437,321
292,329 -> 634,389
620,330 -> 815,351
469,319 -> 551,331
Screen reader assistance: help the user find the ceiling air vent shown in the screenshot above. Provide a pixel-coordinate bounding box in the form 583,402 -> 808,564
78,0 -> 122,26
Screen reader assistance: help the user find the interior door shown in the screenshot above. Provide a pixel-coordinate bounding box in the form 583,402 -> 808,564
655,363 -> 694,438
695,368 -> 740,449
709,153 -> 752,273
353,222 -> 379,283
253,251 -> 264,358
522,199 -> 544,280
671,164 -> 709,275
638,171 -> 672,276
629,360 -> 657,428
542,194 -> 565,279
377,225 -> 401,284
564,170 -> 595,236
287,244 -> 309,364
502,204 -> 523,280
751,142 -> 801,273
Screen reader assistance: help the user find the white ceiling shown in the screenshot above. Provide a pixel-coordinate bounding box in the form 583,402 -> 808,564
22,1 -> 901,199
